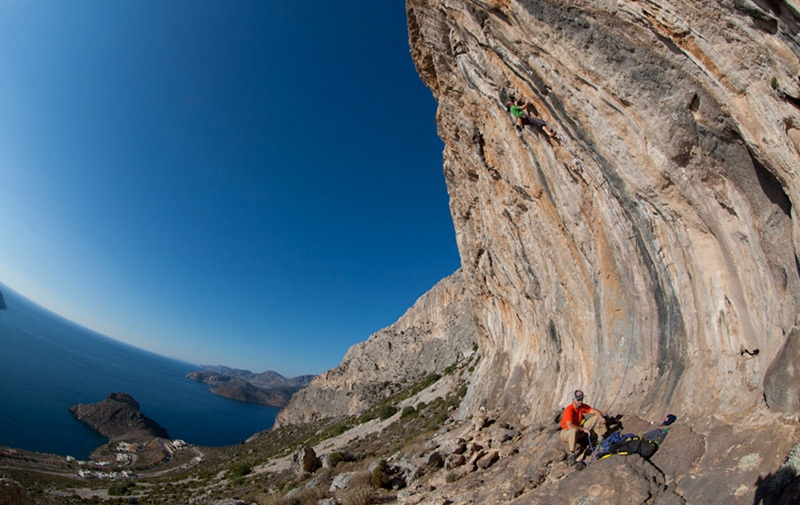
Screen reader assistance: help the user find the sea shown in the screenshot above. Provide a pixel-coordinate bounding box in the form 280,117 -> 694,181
0,282 -> 280,459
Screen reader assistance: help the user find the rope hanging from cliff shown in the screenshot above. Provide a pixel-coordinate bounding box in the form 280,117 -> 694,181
557,134 -> 637,414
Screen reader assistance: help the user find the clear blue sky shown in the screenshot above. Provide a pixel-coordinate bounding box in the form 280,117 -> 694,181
0,1 -> 460,377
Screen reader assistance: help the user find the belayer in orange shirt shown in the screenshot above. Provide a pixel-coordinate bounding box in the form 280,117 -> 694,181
560,389 -> 608,465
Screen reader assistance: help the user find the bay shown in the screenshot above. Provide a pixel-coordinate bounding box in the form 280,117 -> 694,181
0,282 -> 279,459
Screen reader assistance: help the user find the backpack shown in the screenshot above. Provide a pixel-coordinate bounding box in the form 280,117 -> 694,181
597,431 -> 662,460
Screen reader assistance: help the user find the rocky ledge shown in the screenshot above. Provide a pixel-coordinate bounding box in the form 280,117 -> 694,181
68,392 -> 170,442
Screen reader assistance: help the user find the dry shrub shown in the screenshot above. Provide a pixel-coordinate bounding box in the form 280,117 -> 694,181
255,487 -> 324,505
340,483 -> 375,505
255,493 -> 283,505
336,472 -> 374,505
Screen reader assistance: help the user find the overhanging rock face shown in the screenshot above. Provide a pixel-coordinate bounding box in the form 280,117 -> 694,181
407,0 -> 800,424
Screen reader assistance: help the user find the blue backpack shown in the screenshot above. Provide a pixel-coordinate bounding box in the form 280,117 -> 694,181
597,428 -> 668,460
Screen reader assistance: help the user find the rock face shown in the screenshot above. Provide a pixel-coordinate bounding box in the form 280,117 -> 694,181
406,0 -> 800,425
275,270 -> 477,426
186,370 -> 312,407
0,289 -> 6,310
69,392 -> 170,442
270,3 -> 800,502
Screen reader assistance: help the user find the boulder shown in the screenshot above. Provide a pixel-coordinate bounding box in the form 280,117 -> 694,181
291,446 -> 320,475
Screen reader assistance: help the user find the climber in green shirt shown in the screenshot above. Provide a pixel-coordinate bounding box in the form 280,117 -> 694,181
507,100 -> 557,138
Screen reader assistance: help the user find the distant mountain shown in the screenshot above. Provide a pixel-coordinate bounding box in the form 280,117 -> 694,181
187,368 -> 315,407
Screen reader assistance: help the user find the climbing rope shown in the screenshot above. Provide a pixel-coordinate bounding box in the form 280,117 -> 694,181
556,133 -> 638,415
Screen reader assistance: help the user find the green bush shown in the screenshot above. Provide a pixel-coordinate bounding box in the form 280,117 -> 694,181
331,423 -> 349,436
400,406 -> 417,419
229,462 -> 252,478
328,450 -> 346,468
107,481 -> 136,496
421,373 -> 441,389
457,384 -> 468,398
371,459 -> 391,489
378,405 -> 398,421
433,410 -> 449,425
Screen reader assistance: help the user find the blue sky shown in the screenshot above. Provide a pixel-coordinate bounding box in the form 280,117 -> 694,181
0,1 -> 460,377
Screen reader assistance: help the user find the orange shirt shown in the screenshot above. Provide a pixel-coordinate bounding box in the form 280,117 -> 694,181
560,403 -> 593,430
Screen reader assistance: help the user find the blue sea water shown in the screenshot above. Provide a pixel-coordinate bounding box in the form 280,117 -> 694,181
0,283 -> 280,459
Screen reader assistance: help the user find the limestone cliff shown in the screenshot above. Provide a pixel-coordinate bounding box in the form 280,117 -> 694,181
275,270 -> 477,426
407,0 -> 800,425
272,3 -> 800,502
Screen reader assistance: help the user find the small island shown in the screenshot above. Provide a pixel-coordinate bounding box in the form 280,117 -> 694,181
69,392 -> 169,442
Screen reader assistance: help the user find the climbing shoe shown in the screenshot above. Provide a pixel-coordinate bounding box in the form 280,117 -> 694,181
567,452 -> 578,466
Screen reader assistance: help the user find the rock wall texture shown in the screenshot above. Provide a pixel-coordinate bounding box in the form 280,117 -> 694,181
275,270 -> 477,426
406,0 -> 800,425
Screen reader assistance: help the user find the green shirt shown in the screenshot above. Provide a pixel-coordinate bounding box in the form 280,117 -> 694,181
510,105 -> 525,119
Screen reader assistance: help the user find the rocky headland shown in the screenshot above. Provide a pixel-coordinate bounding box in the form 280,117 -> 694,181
186,369 -> 313,407
68,392 -> 169,443
0,289 -> 6,310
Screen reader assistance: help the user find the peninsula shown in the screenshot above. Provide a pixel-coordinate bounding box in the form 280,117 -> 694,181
186,367 -> 314,407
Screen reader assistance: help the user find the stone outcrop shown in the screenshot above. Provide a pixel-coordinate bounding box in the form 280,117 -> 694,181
68,392 -> 170,442
407,0 -> 800,424
275,270 -> 477,426
291,446 -> 321,475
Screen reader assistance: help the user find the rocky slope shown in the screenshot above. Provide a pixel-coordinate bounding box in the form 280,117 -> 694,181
276,270 -> 477,426
68,392 -> 170,442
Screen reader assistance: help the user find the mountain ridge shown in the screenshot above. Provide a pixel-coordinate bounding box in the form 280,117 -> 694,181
186,368 -> 314,407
